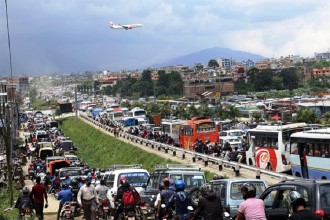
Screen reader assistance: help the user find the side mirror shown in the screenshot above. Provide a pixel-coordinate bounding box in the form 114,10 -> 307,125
142,183 -> 147,189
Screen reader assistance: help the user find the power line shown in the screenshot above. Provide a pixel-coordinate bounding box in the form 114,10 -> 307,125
4,0 -> 13,80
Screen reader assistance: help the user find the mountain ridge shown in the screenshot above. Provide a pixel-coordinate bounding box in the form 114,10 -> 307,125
154,47 -> 265,67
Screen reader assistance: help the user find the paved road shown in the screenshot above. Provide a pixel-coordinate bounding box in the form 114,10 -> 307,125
80,115 -> 282,185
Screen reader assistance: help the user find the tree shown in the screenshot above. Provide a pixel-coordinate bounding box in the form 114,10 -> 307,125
253,69 -> 273,91
294,108 -> 320,124
279,67 -> 299,90
29,87 -> 38,105
208,59 -> 219,68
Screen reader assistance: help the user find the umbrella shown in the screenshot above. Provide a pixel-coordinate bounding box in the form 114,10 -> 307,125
271,115 -> 281,120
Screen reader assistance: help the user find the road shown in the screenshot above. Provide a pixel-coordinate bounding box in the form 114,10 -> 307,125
79,114 -> 282,185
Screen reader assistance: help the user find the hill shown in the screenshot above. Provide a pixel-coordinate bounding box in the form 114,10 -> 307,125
155,47 -> 265,67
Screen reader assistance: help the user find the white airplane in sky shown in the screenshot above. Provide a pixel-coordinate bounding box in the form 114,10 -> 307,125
109,21 -> 143,30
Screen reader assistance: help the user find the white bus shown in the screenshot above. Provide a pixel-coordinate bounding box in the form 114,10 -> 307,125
127,107 -> 147,121
290,128 -> 330,179
161,119 -> 187,146
246,123 -> 307,172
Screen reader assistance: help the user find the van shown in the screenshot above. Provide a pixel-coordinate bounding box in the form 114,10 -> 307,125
39,147 -> 54,160
45,156 -> 65,171
64,154 -> 80,165
104,164 -> 149,208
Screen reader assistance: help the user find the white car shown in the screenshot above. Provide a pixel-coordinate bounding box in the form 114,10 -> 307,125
219,136 -> 243,150
103,164 -> 149,208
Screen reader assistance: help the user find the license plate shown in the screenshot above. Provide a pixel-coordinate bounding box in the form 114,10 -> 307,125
65,211 -> 71,213
103,206 -> 109,209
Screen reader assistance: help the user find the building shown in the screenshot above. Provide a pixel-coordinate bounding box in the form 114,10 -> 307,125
183,77 -> 234,99
315,51 -> 330,60
312,68 -> 330,78
7,77 -> 29,94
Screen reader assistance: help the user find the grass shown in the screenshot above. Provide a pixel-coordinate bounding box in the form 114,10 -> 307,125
0,187 -> 20,220
59,117 -> 217,181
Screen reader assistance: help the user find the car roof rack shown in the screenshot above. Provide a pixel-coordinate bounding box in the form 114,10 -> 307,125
155,164 -> 201,171
280,178 -> 316,183
108,164 -> 143,171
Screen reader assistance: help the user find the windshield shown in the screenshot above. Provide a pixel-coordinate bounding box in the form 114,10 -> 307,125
59,169 -> 83,177
228,131 -> 244,136
118,172 -> 149,187
230,182 -> 267,200
169,174 -> 206,189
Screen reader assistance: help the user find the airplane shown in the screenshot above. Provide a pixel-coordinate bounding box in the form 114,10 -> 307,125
109,21 -> 143,30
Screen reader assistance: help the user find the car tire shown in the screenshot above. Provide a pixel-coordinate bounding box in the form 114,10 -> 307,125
188,186 -> 201,209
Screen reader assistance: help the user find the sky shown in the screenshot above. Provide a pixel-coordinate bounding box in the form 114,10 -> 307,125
1,0 -> 330,76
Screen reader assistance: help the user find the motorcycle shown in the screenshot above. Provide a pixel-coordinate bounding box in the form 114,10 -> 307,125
59,201 -> 75,220
97,198 -> 110,220
119,207 -> 136,220
161,204 -> 174,220
223,212 -> 233,220
20,208 -> 34,220
135,200 -> 148,220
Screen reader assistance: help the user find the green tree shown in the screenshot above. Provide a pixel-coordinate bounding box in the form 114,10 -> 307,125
208,59 -> 219,68
280,67 -> 299,90
254,69 -> 273,91
294,108 -> 320,124
198,104 -> 215,118
29,87 -> 38,104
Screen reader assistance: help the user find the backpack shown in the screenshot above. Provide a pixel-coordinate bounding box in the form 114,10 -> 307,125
20,196 -> 32,209
122,188 -> 139,207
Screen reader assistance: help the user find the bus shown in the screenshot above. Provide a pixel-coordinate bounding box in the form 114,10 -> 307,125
127,107 -> 147,122
161,119 -> 187,146
246,123 -> 307,172
179,117 -> 218,150
109,111 -> 125,124
290,128 -> 330,179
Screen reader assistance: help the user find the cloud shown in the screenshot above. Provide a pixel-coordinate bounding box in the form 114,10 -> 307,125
0,0 -> 329,75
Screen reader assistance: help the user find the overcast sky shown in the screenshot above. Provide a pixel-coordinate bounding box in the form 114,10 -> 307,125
1,0 -> 329,76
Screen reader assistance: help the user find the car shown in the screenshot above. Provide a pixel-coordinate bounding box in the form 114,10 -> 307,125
219,136 -> 243,150
103,164 -> 149,208
140,164 -> 206,209
259,179 -> 330,220
209,178 -> 269,219
58,167 -> 87,181
64,154 -> 80,166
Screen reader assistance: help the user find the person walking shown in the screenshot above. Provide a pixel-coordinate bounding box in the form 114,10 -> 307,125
30,176 -> 48,220
77,177 -> 98,220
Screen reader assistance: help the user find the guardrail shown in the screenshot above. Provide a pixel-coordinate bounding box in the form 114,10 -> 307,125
79,113 -> 297,182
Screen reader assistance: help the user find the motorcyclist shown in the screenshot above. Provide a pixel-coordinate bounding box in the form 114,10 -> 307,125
285,191 -> 321,220
193,183 -> 223,220
15,186 -> 34,219
62,174 -> 73,186
236,183 -> 266,220
167,180 -> 190,220
56,183 -> 73,220
156,178 -> 175,220
114,177 -> 140,220
96,179 -> 109,201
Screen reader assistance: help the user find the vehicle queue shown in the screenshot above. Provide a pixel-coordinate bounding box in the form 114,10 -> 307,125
10,108 -> 329,220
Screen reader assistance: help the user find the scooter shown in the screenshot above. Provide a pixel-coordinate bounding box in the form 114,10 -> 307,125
59,201 -> 75,220
19,208 -> 34,220
97,198 -> 110,220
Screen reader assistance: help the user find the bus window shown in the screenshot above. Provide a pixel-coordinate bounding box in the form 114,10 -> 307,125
183,126 -> 193,136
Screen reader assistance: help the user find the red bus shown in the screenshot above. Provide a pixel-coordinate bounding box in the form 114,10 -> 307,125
179,117 -> 219,150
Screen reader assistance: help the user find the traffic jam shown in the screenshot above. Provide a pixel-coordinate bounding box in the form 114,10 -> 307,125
14,108 -> 330,220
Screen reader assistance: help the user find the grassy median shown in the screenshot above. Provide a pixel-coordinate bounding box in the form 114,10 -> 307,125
59,117 -> 215,180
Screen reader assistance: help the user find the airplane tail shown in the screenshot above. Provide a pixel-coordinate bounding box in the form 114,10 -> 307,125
109,21 -> 114,27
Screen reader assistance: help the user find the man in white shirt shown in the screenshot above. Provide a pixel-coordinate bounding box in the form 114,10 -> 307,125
77,178 -> 98,220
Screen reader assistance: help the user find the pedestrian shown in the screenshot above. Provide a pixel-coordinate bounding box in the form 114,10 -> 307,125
77,177 -> 98,220
30,176 -> 48,220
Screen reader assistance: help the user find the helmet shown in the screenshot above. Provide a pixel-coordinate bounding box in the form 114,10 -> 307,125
241,183 -> 256,200
163,177 -> 170,187
22,187 -> 30,194
285,191 -> 305,214
175,180 -> 186,191
119,177 -> 127,185
200,184 -> 214,197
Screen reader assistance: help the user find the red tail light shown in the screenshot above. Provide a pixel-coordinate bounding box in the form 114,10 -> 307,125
315,209 -> 325,220
101,199 -> 108,204
281,155 -> 287,165
65,205 -> 71,210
